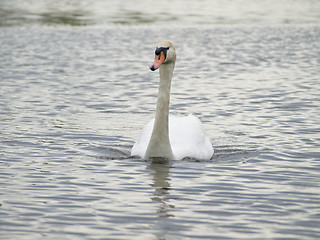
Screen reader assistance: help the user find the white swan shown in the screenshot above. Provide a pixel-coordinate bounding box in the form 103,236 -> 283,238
131,41 -> 214,160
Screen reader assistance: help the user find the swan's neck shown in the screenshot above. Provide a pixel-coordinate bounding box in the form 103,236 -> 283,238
145,63 -> 175,160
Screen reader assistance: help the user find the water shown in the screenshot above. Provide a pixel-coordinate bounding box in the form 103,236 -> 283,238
1,0 -> 320,26
1,1 -> 320,239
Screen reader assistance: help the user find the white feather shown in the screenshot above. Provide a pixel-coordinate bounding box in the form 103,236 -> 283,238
131,114 -> 214,160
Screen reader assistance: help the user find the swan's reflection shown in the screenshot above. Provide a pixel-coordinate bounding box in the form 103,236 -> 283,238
147,160 -> 174,218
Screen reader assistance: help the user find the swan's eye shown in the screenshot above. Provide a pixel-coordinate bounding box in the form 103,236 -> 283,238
155,47 -> 170,60
155,47 -> 170,55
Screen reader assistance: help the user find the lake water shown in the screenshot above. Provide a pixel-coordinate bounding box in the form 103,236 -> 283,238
1,1 -> 320,239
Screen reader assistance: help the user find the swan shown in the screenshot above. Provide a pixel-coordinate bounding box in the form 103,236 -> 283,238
131,41 -> 214,160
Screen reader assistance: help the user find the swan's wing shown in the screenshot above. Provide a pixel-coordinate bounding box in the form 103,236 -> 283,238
131,115 -> 214,160
131,119 -> 154,158
169,115 -> 214,160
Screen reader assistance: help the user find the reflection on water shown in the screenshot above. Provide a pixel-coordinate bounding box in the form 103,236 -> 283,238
1,0 -> 320,27
0,3 -> 93,26
148,161 -> 174,218
39,11 -> 93,26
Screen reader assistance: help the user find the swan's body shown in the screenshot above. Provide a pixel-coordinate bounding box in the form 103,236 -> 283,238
131,41 -> 214,160
132,115 -> 214,160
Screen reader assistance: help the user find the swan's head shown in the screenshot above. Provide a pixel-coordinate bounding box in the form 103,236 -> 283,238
150,41 -> 176,71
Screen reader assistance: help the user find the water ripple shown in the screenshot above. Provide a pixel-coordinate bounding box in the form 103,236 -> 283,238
1,25 -> 320,239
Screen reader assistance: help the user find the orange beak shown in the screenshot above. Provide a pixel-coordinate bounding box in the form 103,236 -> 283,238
149,51 -> 166,71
